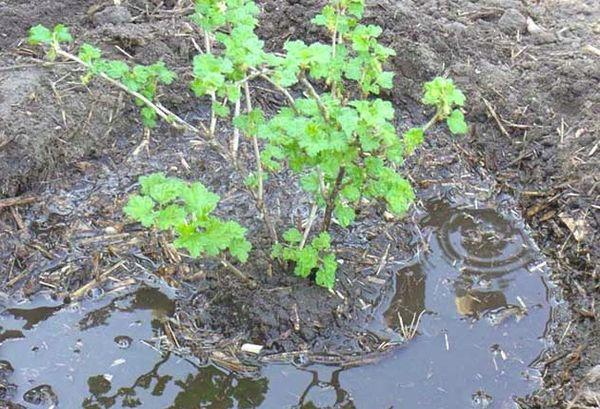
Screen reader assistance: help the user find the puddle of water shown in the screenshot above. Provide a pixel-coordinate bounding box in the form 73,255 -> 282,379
354,201 -> 551,408
0,202 -> 551,408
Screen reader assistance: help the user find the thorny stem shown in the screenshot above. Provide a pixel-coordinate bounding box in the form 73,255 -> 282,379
300,203 -> 318,249
249,68 -> 298,113
231,94 -> 241,161
321,166 -> 346,233
204,30 -> 218,138
423,112 -> 439,132
54,47 -> 205,135
243,82 -> 279,244
300,73 -> 329,121
330,3 -> 341,99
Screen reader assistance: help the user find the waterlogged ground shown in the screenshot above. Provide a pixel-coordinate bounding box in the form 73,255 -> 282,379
0,202 -> 552,408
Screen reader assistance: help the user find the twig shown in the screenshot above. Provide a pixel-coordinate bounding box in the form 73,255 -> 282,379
0,195 -> 38,210
300,203 -> 319,249
220,257 -> 256,288
482,97 -> 511,138
202,29 -> 219,138
321,167 -> 346,233
243,82 -> 279,244
250,69 -> 298,111
375,244 -> 390,276
300,74 -> 329,121
71,260 -> 127,300
54,47 -> 205,135
231,95 -> 241,161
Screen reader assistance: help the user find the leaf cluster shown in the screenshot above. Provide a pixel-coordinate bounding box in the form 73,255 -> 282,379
272,229 -> 337,290
190,0 -> 266,105
29,25 -> 176,129
29,0 -> 469,291
124,173 -> 251,262
28,24 -> 73,60
78,44 -> 176,128
423,77 -> 467,134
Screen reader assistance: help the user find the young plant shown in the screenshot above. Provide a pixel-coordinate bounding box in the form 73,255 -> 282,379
272,229 -> 337,290
124,173 -> 252,282
28,0 -> 468,291
28,24 -> 181,130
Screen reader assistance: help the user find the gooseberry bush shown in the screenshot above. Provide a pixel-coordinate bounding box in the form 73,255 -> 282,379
29,0 -> 467,290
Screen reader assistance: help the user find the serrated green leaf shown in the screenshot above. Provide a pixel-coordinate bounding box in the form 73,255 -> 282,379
229,238 -> 252,262
447,110 -> 468,135
283,228 -> 303,244
139,174 -> 184,204
140,106 -> 157,128
28,25 -> 53,45
450,89 -> 466,106
334,205 -> 356,227
174,224 -> 204,258
180,182 -> 220,217
139,173 -> 168,195
316,253 -> 337,290
155,205 -> 187,229
53,24 -> 73,44
78,44 -> 102,64
312,232 -> 331,251
213,102 -> 230,118
104,60 -> 130,79
124,195 -> 156,227
403,128 -> 424,155
294,247 -> 319,278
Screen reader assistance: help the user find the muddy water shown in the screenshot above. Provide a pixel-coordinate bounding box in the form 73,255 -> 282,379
0,202 -> 551,408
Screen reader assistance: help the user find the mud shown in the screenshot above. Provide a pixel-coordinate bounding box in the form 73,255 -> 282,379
1,200 -> 553,408
0,0 -> 598,407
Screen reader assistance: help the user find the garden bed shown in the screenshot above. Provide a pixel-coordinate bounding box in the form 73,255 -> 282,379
0,0 -> 598,407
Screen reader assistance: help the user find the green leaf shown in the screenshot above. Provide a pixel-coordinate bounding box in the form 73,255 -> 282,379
139,173 -> 168,195
316,253 -> 337,290
403,128 -> 424,155
377,71 -> 395,90
312,232 -> 331,251
294,247 -> 319,278
283,228 -> 303,244
124,195 -> 156,227
28,25 -> 53,45
78,44 -> 102,64
271,243 -> 284,259
450,89 -> 466,107
155,205 -> 187,229
139,174 -> 184,204
140,106 -> 158,128
229,238 -> 252,262
334,205 -> 356,227
341,184 -> 361,202
180,182 -> 220,217
213,102 -> 230,118
233,109 -> 264,136
150,62 -> 176,84
174,224 -> 203,258
53,24 -> 73,43
447,110 -> 468,135
104,61 -> 130,79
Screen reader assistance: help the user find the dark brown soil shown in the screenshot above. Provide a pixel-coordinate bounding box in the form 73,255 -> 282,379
0,0 -> 598,407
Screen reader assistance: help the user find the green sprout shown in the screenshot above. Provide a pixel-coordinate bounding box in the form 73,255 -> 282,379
124,173 -> 252,281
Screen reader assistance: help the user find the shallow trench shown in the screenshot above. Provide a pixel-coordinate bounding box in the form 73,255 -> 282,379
0,199 -> 555,409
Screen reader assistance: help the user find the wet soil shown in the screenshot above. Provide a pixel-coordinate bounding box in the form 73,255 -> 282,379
0,0 -> 599,408
1,200 -> 552,408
